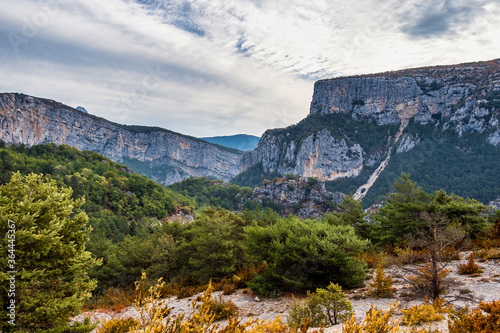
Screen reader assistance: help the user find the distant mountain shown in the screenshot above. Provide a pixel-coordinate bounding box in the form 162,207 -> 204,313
76,106 -> 88,113
202,134 -> 260,151
0,93 -> 243,185
237,58 -> 500,206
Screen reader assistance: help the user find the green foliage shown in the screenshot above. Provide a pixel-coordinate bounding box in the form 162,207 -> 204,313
372,174 -> 488,246
0,143 -> 193,242
178,209 -> 248,283
288,283 -> 353,328
287,293 -> 326,329
169,176 -> 256,211
246,216 -> 369,295
372,174 -> 432,245
0,173 -> 98,332
363,121 -> 500,206
324,194 -> 369,239
316,283 -> 354,326
307,177 -> 318,186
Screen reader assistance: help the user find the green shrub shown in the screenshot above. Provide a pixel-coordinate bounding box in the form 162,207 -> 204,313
205,295 -> 238,321
287,283 -> 353,328
246,216 -> 369,295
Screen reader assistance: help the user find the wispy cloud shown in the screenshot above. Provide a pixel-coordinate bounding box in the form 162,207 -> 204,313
0,0 -> 499,137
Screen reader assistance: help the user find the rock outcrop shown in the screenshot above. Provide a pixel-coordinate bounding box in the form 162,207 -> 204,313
250,176 -> 345,218
0,93 -> 243,185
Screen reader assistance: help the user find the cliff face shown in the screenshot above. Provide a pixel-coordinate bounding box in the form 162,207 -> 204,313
309,60 -> 500,142
0,93 -> 242,185
240,59 -> 500,202
240,129 -> 364,181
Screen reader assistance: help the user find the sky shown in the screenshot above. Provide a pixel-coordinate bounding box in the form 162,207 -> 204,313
0,0 -> 499,137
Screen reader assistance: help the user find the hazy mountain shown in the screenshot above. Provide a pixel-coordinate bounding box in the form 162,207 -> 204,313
202,134 -> 260,151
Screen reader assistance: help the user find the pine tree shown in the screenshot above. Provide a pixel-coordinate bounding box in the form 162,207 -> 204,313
0,173 -> 98,332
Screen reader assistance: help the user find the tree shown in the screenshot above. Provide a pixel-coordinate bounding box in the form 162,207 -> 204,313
325,194 -> 369,239
287,282 -> 353,328
401,213 -> 465,300
373,174 -> 432,245
246,216 -> 369,296
316,283 -> 354,326
0,173 -> 98,332
373,174 -> 488,246
179,208 -> 248,283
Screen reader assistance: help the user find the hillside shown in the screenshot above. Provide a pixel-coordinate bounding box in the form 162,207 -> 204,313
0,93 -> 243,185
237,58 -> 500,206
201,134 -> 260,151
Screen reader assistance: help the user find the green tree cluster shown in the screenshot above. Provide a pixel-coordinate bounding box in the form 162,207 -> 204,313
246,215 -> 369,296
0,173 -> 98,332
371,174 -> 489,246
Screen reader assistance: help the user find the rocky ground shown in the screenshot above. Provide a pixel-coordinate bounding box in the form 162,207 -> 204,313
74,252 -> 500,332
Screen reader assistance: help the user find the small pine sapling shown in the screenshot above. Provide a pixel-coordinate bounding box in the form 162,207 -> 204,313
368,264 -> 394,298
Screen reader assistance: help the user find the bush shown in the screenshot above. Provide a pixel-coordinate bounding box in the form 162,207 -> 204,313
205,294 -> 238,321
246,216 -> 369,295
287,293 -> 326,329
97,318 -> 140,333
287,283 -> 353,328
342,302 -> 401,332
458,253 -> 483,275
368,264 -> 394,298
401,303 -> 444,325
448,299 -> 500,333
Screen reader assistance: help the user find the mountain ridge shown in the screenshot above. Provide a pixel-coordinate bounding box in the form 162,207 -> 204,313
0,93 -> 243,185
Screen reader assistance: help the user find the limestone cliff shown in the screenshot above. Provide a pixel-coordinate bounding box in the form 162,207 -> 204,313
239,59 -> 500,204
0,93 -> 242,185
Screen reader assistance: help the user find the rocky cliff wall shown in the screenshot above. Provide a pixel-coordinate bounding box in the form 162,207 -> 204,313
0,93 -> 242,185
241,59 -> 500,183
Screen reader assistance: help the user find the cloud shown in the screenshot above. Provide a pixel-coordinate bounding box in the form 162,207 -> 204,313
0,0 -> 499,137
400,0 -> 490,38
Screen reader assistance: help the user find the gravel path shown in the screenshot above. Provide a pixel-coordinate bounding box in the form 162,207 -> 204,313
73,252 -> 500,332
